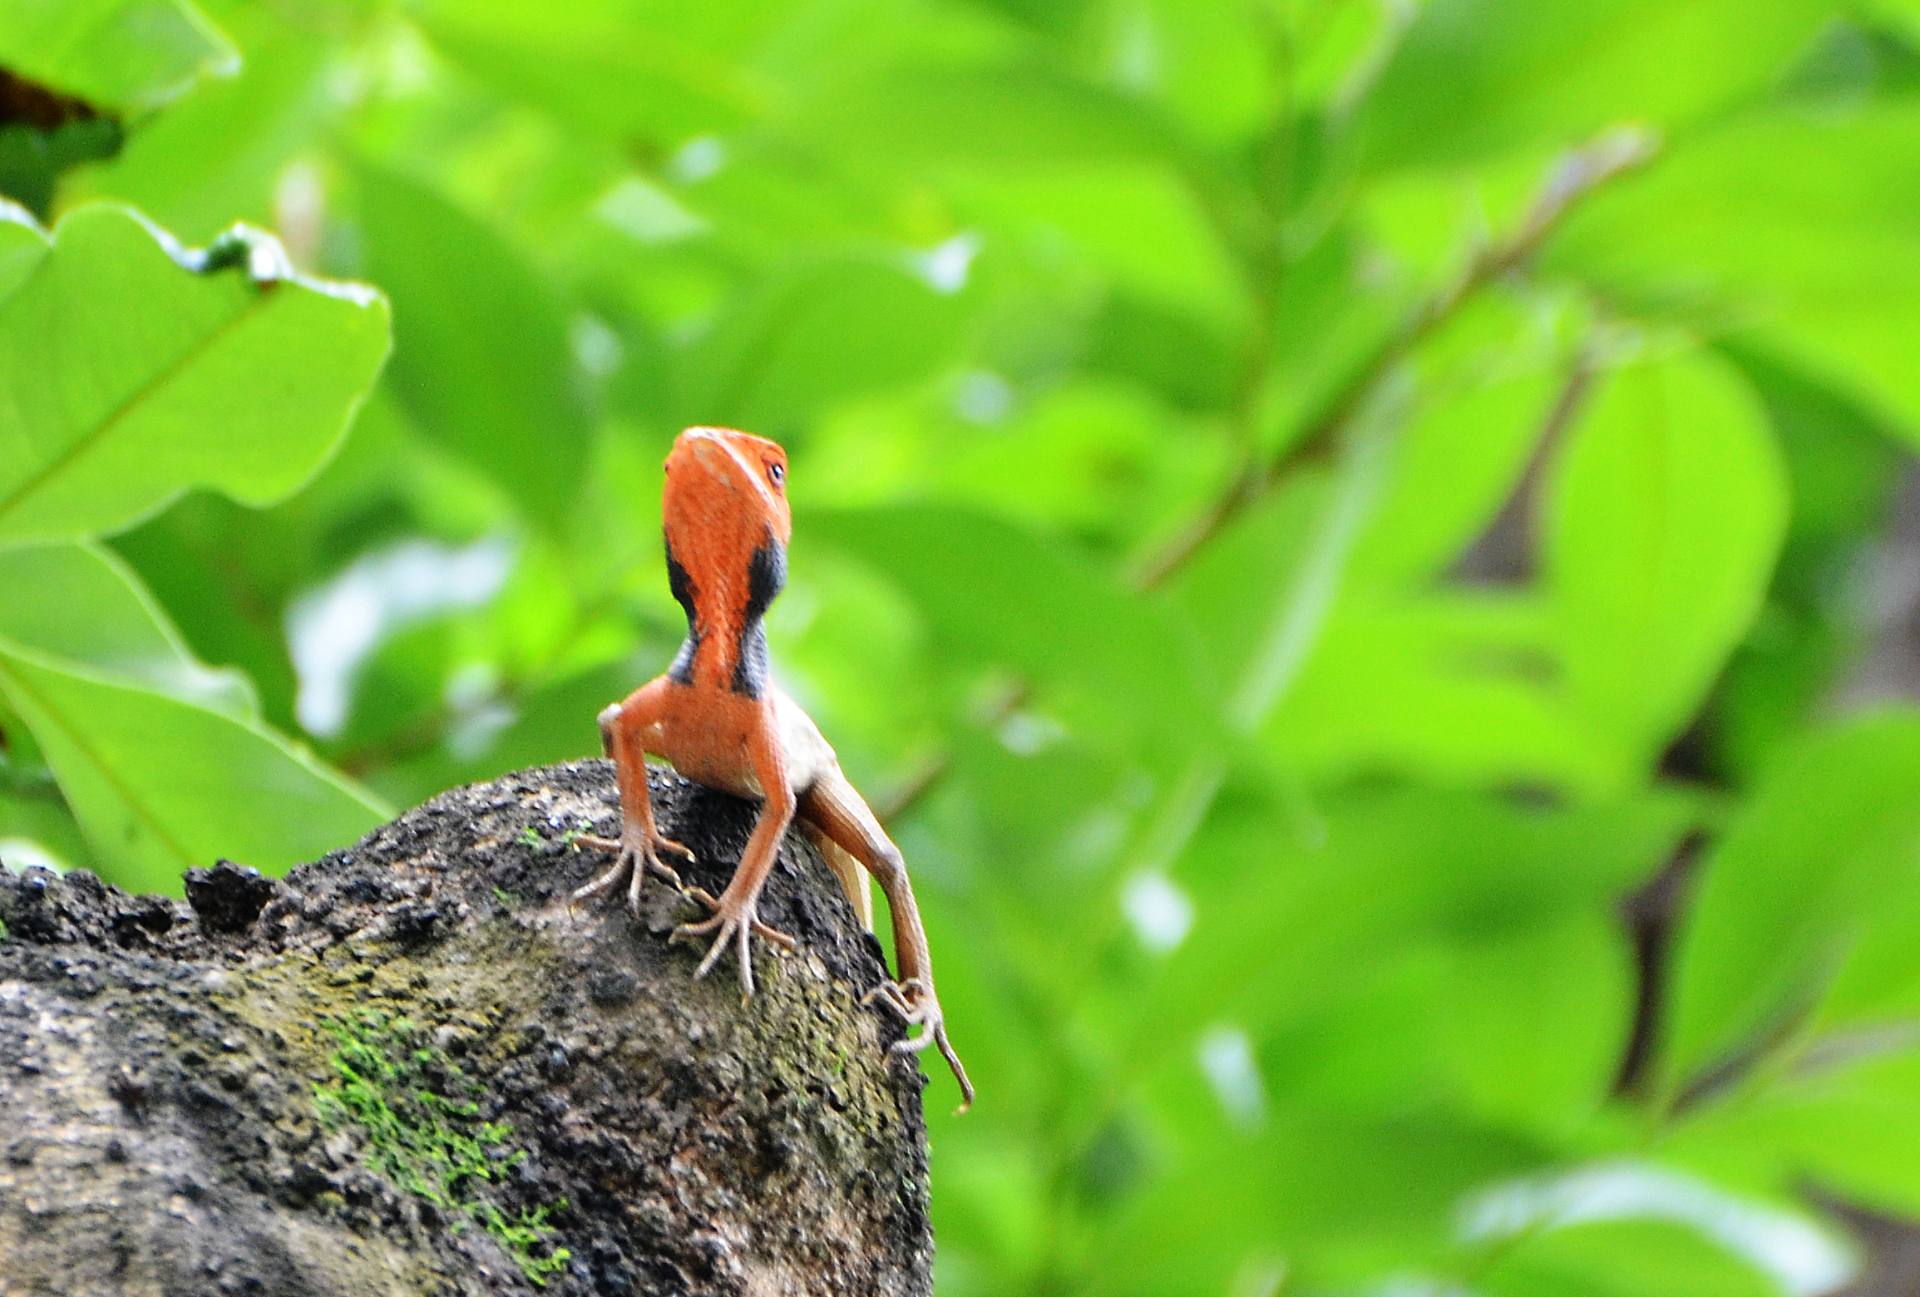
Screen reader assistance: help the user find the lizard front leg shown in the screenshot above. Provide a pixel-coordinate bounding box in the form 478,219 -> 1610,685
673,718 -> 798,997
801,763 -> 974,1110
574,679 -> 694,914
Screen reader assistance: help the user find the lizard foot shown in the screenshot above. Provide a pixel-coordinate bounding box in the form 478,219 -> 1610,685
863,977 -> 975,1111
571,829 -> 694,916
674,886 -> 797,999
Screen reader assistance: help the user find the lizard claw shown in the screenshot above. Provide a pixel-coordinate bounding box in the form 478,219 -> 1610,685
864,977 -> 974,1111
674,887 -> 796,999
572,829 -> 694,916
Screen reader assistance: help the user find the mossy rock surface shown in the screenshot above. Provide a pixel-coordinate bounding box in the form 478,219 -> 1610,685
0,761 -> 933,1296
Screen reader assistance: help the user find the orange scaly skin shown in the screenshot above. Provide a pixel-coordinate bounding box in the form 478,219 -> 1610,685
573,426 -> 973,1109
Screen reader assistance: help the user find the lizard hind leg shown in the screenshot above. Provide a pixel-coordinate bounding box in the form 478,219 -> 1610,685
800,766 -> 974,1110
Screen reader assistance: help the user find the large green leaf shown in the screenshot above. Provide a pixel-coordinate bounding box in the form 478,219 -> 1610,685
1357,0 -> 1830,173
0,542 -> 252,715
0,647 -> 386,892
0,792 -> 96,873
1271,592 -> 1606,790
0,0 -> 236,114
1544,350 -> 1788,778
66,12 -> 339,243
1667,1047 -> 1920,1218
1479,1213 -> 1821,1297
0,539 -> 387,890
0,204 -> 390,544
1125,784 -> 1700,1089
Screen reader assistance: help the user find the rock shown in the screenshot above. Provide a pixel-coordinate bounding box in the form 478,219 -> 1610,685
0,761 -> 932,1297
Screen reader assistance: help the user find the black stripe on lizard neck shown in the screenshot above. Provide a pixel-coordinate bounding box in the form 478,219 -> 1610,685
730,536 -> 785,698
664,541 -> 701,686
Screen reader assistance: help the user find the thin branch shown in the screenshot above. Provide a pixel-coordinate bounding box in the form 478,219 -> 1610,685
1130,125 -> 1660,591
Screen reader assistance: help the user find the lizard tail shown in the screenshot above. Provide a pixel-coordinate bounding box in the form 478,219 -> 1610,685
801,822 -> 874,930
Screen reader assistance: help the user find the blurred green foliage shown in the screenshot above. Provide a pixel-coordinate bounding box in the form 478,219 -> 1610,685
2,0 -> 1918,1293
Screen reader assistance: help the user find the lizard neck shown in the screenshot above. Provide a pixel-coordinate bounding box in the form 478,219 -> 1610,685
665,534 -> 784,700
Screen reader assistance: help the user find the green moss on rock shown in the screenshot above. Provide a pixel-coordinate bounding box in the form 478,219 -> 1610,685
313,1009 -> 571,1286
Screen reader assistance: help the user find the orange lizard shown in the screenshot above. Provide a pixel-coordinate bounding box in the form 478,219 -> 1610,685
573,426 -> 972,1108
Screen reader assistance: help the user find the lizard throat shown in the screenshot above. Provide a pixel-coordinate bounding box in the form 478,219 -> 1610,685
664,536 -> 785,699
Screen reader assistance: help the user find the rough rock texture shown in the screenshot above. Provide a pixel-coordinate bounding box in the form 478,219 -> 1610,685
0,761 -> 933,1297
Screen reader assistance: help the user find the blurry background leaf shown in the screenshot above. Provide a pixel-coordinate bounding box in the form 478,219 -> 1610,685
0,0 -> 236,115
347,159 -> 591,521
0,542 -> 254,715
1665,717 -> 1920,1093
1552,106 -> 1920,430
1357,0 -> 1831,174
1545,349 -> 1789,780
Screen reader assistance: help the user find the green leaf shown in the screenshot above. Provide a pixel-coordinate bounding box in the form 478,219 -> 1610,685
0,0 -> 237,114
0,647 -> 387,892
1349,369 -> 1562,584
1090,1102 -> 1550,1294
1357,0 -> 1829,173
0,542 -> 252,715
1666,716 -> 1920,1092
1544,351 -> 1788,777
1551,105 -> 1920,432
0,115 -> 124,218
0,204 -> 390,544
0,537 -> 387,890
1128,784 -> 1699,1087
349,161 -> 590,521
0,793 -> 95,873
1271,593 -> 1606,790
0,201 -> 45,296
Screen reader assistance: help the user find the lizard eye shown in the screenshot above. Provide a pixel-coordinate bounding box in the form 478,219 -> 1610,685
767,461 -> 785,488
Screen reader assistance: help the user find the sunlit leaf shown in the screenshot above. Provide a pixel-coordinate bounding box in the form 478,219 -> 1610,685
1479,1210 -> 1819,1297
0,203 -> 390,543
1552,105 -> 1920,431
1667,1047 -> 1920,1219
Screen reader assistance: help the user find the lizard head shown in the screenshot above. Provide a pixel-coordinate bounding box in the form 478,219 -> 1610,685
662,426 -> 792,613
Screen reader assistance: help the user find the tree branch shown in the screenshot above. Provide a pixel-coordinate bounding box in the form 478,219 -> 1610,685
880,128 -> 1660,824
